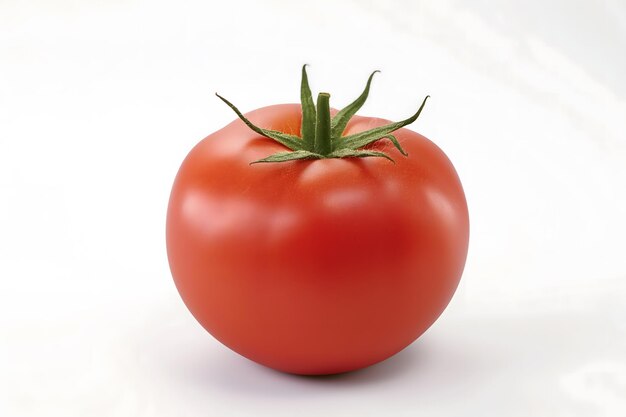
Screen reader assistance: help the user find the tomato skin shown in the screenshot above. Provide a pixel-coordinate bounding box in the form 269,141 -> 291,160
166,104 -> 469,375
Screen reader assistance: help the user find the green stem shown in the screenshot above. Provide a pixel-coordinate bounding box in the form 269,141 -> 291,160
314,93 -> 331,155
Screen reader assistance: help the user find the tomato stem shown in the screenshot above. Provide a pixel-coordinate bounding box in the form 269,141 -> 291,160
314,93 -> 332,156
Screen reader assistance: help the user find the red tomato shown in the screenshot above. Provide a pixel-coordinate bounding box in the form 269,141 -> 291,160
166,68 -> 469,375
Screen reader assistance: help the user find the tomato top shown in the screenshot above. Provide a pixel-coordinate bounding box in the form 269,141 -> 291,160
215,65 -> 429,164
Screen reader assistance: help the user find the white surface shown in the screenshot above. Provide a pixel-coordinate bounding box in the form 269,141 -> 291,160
1,0 -> 625,416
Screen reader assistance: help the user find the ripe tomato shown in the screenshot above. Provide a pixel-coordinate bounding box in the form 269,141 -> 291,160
166,67 -> 469,375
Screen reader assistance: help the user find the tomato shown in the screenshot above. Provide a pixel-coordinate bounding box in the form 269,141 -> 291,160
166,67 -> 469,375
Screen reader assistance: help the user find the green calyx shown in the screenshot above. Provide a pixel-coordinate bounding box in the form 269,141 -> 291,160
216,65 -> 429,164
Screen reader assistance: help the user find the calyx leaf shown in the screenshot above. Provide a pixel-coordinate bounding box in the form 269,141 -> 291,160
216,67 -> 429,163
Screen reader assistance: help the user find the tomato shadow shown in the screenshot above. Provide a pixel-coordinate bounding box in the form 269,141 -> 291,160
158,332 -> 431,399
217,342 -> 423,395
290,344 -> 422,384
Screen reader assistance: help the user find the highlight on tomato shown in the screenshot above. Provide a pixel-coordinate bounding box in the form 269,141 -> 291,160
166,66 -> 469,375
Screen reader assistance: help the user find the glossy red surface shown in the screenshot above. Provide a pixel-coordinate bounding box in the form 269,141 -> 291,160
167,104 -> 469,375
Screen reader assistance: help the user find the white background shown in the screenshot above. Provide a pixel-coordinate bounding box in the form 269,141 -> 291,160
1,0 -> 625,416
